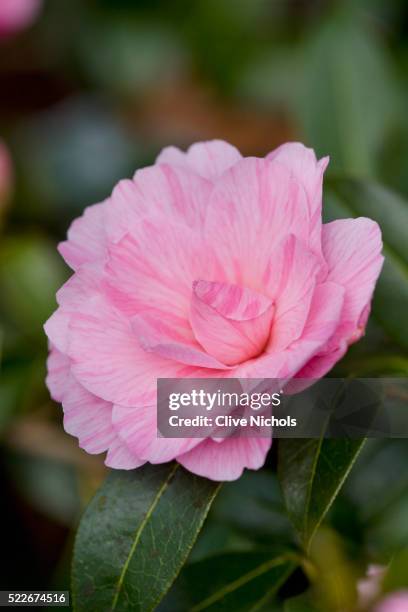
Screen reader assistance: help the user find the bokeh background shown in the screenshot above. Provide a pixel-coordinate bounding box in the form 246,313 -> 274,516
0,0 -> 407,607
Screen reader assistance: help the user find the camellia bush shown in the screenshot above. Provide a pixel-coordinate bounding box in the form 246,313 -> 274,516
43,141 -> 407,611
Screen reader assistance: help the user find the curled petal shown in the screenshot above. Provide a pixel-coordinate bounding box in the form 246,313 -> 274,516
190,280 -> 274,366
131,312 -> 230,369
238,282 -> 345,379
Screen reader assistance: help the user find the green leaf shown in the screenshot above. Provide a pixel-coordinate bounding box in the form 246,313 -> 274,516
211,471 -> 293,544
72,464 -> 220,612
159,551 -> 296,612
325,178 -> 408,351
294,15 -> 398,176
278,438 -> 365,551
189,471 -> 293,564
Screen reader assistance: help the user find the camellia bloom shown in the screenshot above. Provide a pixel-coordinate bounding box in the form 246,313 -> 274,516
44,140 -> 383,481
0,0 -> 42,38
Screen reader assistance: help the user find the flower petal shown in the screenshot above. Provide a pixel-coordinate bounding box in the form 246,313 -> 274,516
238,282 -> 345,379
322,218 -> 384,335
190,280 -> 274,365
112,404 -> 202,463
295,218 -> 384,379
131,312 -> 230,369
204,157 -> 310,291
67,293 -> 218,407
105,436 -> 145,470
45,346 -> 70,402
156,139 -> 242,181
267,142 -> 328,254
58,201 -> 107,270
61,372 -> 116,454
177,436 -> 271,481
265,235 -> 323,351
45,263 -> 104,354
104,164 -> 212,245
44,309 -> 71,354
103,219 -> 217,330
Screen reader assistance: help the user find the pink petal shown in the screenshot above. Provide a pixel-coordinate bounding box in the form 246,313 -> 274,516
204,157 -> 310,291
295,218 -> 384,379
104,164 -> 212,245
45,263 -> 104,354
177,436 -> 272,481
265,235 -> 323,351
294,345 -> 348,380
267,142 -> 328,254
47,346 -> 145,467
67,293 -> 217,407
45,346 -> 70,402
237,282 -> 345,380
58,201 -> 107,270
155,145 -> 186,167
156,139 -> 242,181
131,312 -> 230,369
61,372 -> 116,454
322,218 -> 384,336
112,404 -> 202,463
105,436 -> 145,470
190,280 -> 274,366
103,219 -> 217,330
44,309 -> 71,354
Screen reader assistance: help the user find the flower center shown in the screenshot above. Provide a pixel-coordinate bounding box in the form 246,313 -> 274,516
190,280 -> 274,366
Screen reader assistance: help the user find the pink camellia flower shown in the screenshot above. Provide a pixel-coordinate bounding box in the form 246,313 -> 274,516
44,140 -> 383,481
0,0 -> 42,38
374,591 -> 408,612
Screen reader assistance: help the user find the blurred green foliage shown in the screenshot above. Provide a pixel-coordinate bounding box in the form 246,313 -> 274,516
0,0 -> 407,608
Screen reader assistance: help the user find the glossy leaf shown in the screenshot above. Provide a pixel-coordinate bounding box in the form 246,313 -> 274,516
210,471 -> 293,543
278,438 -> 365,551
72,464 -> 220,612
159,551 -> 296,612
189,471 -> 293,564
